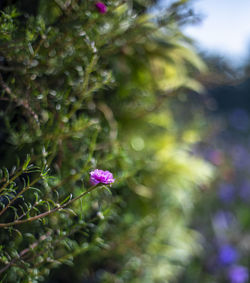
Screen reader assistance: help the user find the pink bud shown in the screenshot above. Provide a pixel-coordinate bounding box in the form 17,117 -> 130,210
95,2 -> 107,14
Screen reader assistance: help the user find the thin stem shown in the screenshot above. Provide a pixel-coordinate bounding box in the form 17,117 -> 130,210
0,184 -> 99,227
67,55 -> 98,118
0,176 -> 41,217
0,231 -> 52,275
0,169 -> 23,195
0,73 -> 39,125
16,202 -> 39,221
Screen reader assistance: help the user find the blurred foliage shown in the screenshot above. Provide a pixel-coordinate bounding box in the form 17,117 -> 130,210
0,0 -> 213,282
179,54 -> 250,283
179,109 -> 250,283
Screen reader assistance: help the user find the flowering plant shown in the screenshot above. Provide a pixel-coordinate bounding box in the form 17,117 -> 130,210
0,0 -> 212,282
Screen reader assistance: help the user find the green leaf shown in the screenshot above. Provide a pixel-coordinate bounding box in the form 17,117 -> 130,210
22,155 -> 31,171
60,194 -> 72,206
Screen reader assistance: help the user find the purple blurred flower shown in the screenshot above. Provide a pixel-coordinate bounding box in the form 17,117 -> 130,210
95,2 -> 107,13
89,169 -> 114,185
229,109 -> 249,132
218,183 -> 235,203
239,180 -> 250,201
228,265 -> 248,283
218,244 -> 238,265
206,149 -> 223,165
232,145 -> 250,169
212,211 -> 233,232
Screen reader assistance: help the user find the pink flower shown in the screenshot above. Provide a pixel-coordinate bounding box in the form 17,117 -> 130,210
89,169 -> 114,185
95,2 -> 107,14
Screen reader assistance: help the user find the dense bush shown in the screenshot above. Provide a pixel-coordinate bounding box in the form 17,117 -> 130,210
0,1 -> 213,282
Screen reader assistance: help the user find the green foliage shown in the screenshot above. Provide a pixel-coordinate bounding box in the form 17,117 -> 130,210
0,0 -> 213,282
